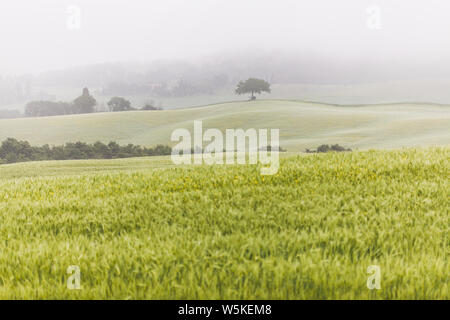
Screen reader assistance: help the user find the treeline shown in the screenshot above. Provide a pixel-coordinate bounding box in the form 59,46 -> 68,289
25,101 -> 73,117
106,97 -> 162,112
25,88 -> 97,117
23,88 -> 163,118
0,138 -> 171,164
102,75 -> 230,97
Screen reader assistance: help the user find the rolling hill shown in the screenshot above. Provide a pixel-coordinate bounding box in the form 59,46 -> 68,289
0,100 -> 448,151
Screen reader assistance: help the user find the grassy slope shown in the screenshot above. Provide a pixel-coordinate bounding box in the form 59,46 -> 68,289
0,147 -> 448,299
0,100 -> 449,151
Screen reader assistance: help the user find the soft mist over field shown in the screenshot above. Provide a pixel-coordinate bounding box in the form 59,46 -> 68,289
1,1 -> 450,113
1,0 -> 450,96
1,0 -> 450,75
0,1 -> 448,301
0,1 -> 449,122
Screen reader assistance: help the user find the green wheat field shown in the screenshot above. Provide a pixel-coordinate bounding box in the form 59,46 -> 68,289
0,147 -> 448,299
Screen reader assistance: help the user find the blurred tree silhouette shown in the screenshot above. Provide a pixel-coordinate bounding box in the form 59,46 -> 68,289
235,78 -> 271,100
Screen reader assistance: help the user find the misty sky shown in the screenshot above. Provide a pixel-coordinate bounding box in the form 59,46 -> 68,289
1,0 -> 450,75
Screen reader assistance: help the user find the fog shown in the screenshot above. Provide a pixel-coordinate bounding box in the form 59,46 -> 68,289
1,0 -> 450,79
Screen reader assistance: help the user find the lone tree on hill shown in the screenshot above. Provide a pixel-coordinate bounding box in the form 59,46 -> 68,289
73,88 -> 97,114
235,78 -> 271,100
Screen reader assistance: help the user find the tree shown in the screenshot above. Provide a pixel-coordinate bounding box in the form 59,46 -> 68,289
0,138 -> 33,163
235,78 -> 271,100
107,97 -> 133,112
25,101 -> 72,117
73,88 -> 97,114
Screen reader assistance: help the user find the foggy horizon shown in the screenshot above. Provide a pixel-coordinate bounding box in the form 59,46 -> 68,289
1,0 -> 450,84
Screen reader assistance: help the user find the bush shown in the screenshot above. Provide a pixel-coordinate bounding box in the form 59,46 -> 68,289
258,145 -> 287,152
306,144 -> 352,153
141,104 -> 163,111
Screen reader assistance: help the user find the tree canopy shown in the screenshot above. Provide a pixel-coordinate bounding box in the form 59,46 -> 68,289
235,78 -> 271,100
25,101 -> 72,117
107,97 -> 133,112
73,88 -> 97,114
0,137 -> 172,164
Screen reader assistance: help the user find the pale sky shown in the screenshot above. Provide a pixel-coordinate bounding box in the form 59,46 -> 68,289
1,0 -> 449,75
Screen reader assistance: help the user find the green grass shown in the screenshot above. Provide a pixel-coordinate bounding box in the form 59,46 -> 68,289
0,156 -> 176,180
0,100 -> 449,151
0,147 -> 447,299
